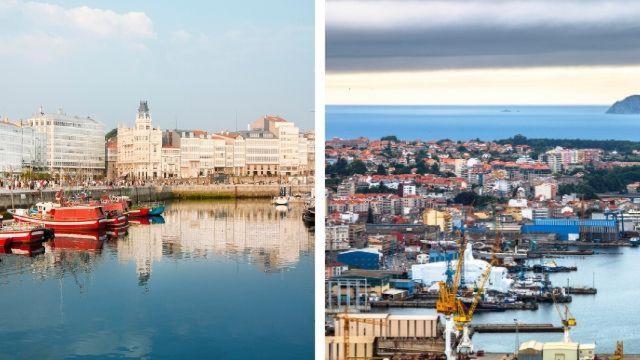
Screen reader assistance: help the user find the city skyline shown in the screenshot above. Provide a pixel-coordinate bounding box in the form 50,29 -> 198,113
0,0 -> 314,130
326,0 -> 640,105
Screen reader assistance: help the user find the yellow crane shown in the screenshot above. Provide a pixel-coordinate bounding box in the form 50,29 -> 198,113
551,289 -> 576,343
434,216 -> 503,357
338,313 -> 387,360
436,232 -> 466,360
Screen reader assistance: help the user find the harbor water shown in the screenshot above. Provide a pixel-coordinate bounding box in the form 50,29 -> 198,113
388,247 -> 640,353
0,200 -> 314,359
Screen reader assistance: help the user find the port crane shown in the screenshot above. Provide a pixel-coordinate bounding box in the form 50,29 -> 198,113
551,289 -> 576,343
339,312 -> 387,360
436,233 -> 466,360
453,221 -> 502,354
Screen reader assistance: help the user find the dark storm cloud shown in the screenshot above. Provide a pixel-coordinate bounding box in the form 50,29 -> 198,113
326,0 -> 640,72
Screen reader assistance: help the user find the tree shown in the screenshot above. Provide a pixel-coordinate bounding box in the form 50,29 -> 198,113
349,160 -> 368,175
326,158 -> 349,176
105,128 -> 117,140
416,161 -> 429,175
453,191 -> 478,206
366,207 -> 374,223
376,164 -> 387,175
381,135 -> 399,142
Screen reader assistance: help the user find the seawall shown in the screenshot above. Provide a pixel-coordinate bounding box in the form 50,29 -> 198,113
0,184 -> 314,210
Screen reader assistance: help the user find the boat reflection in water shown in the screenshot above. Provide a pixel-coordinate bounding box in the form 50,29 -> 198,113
50,230 -> 108,252
0,200 -> 314,359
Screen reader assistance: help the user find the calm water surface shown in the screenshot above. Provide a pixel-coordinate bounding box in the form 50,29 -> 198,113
327,105 -> 640,141
391,247 -> 640,353
0,200 -> 314,359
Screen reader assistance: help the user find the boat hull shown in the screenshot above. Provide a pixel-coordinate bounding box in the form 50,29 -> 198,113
104,214 -> 129,229
11,213 -> 107,231
127,208 -> 150,217
0,228 -> 46,247
148,205 -> 165,216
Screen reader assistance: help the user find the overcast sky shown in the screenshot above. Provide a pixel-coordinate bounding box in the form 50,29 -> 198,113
326,0 -> 640,105
0,0 -> 314,131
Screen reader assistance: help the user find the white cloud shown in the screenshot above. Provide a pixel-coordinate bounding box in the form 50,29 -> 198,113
20,1 -> 154,39
0,0 -> 155,63
327,0 -> 640,30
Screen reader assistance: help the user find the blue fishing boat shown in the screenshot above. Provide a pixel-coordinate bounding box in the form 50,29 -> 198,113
148,203 -> 165,216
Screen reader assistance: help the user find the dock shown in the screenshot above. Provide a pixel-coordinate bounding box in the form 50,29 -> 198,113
371,300 -> 538,311
530,249 -> 594,256
566,286 -> 597,295
472,323 -> 563,333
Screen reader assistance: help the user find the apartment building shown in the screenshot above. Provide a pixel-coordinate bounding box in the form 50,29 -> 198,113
0,118 -> 46,174
26,107 -> 104,177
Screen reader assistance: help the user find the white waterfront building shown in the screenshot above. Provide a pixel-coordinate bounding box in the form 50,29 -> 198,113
26,107 -> 105,177
116,101 -> 163,179
0,118 -> 46,174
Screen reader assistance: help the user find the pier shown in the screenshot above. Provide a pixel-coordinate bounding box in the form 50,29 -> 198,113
471,323 -> 563,333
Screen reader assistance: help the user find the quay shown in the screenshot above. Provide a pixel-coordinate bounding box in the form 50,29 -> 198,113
482,354 -> 640,360
0,184 -> 314,210
566,286 -> 598,295
541,241 -> 632,247
471,323 -> 563,333
371,300 -> 538,311
530,249 -> 594,256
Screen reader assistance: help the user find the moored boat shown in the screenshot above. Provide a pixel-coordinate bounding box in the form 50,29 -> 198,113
127,207 -> 151,217
302,206 -> 315,226
273,196 -> 289,206
148,203 -> 165,216
0,222 -> 47,248
9,203 -> 108,231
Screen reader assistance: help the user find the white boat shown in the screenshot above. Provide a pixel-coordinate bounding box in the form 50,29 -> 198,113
274,196 -> 289,206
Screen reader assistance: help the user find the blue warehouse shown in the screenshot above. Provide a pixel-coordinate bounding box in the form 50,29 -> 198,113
521,218 -> 619,242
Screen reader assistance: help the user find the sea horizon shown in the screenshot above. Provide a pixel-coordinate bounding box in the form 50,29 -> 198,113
326,104 -> 640,141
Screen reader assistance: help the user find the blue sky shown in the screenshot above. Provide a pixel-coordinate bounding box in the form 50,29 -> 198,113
0,0 -> 314,130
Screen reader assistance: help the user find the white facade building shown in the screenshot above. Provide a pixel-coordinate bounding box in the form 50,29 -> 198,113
245,115 -> 313,176
26,107 -> 104,177
0,118 -> 46,173
117,101 -> 162,179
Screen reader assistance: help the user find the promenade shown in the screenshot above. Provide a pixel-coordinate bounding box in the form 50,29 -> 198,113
0,183 -> 314,210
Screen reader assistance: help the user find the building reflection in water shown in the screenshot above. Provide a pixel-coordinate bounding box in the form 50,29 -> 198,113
0,200 -> 313,289
116,200 -> 314,284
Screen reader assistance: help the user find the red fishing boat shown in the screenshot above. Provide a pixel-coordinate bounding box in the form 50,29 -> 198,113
127,207 -> 151,217
92,197 -> 129,229
0,222 -> 47,248
9,203 -> 108,230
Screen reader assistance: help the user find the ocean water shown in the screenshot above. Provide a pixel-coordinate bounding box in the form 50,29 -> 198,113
0,200 -> 314,359
326,105 -> 640,141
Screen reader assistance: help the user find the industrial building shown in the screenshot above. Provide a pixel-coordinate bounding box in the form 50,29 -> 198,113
518,341 -> 595,360
521,218 -> 619,242
325,313 -> 442,360
336,248 -> 382,270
